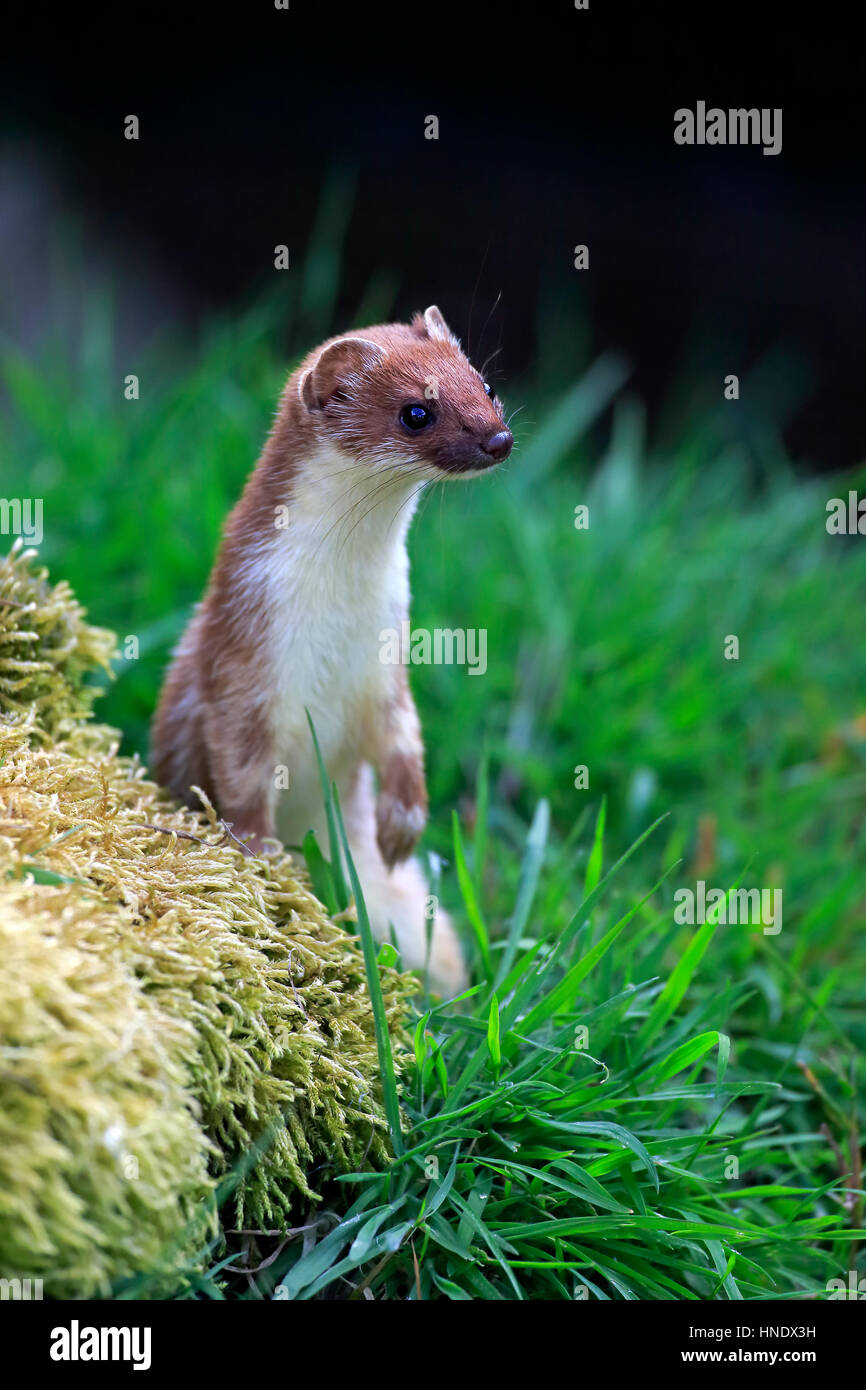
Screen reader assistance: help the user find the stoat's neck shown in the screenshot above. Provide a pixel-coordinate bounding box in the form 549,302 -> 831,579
212,446 -> 424,651
287,445 -> 425,566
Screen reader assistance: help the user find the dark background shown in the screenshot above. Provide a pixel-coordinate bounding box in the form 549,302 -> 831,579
2,1 -> 863,469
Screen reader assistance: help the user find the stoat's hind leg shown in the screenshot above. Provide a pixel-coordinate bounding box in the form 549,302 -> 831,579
342,764 -> 467,997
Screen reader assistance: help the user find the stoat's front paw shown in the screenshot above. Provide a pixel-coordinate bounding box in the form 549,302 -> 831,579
376,792 -> 427,868
377,754 -> 428,867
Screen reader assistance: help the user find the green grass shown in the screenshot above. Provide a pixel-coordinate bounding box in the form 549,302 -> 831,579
3,240 -> 865,1298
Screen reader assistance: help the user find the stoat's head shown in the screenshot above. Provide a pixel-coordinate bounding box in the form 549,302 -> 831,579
296,305 -> 513,477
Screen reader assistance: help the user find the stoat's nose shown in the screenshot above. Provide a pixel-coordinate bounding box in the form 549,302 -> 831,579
481,429 -> 513,462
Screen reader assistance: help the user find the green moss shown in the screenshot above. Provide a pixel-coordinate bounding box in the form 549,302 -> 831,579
0,542 -> 412,1296
0,541 -> 115,737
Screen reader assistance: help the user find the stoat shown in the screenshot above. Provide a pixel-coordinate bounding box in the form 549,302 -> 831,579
151,305 -> 513,995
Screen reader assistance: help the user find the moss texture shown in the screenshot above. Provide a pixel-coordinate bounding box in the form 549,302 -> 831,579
0,542 -> 412,1297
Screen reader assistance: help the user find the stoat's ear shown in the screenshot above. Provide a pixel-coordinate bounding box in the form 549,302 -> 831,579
299,336 -> 386,411
421,305 -> 459,344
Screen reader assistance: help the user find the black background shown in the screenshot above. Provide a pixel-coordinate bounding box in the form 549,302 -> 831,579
3,1 -> 863,469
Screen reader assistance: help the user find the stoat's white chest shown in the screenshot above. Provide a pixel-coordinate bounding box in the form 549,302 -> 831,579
246,447 -> 421,840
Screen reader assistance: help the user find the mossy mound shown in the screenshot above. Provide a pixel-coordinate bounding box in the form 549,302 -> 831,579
0,543 -> 412,1297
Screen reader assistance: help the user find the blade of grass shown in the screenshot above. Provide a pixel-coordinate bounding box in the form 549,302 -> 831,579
305,707 -> 349,909
495,798 -> 549,988
331,782 -> 403,1157
453,810 -> 492,981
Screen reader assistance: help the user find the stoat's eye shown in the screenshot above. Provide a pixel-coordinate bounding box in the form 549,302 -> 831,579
399,403 -> 434,431
483,381 -> 495,399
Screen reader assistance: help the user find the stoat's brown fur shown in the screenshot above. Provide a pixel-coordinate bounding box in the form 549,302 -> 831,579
151,306 -> 512,994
